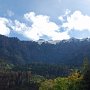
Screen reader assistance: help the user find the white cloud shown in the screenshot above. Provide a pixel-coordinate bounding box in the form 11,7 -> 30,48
59,9 -> 71,22
62,10 -> 90,31
7,10 -> 14,17
18,12 -> 69,41
59,16 -> 64,22
2,10 -> 90,41
0,11 -> 71,41
51,31 -> 70,40
8,12 -> 70,41
11,20 -> 30,32
65,9 -> 71,16
0,17 -> 10,35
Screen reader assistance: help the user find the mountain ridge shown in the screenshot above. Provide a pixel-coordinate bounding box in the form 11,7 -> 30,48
0,34 -> 90,66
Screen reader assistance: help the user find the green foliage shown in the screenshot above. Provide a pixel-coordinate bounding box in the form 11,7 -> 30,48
83,69 -> 90,90
39,79 -> 55,90
0,59 -> 14,71
30,75 -> 45,84
82,57 -> 90,74
39,70 -> 83,90
54,77 -> 69,90
68,71 -> 83,90
0,58 -> 90,90
39,58 -> 90,90
27,63 -> 69,78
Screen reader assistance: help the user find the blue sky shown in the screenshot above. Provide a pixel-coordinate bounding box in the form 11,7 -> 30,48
0,0 -> 90,41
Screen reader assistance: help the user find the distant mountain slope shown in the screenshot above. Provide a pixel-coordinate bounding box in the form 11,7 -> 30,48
0,35 -> 90,66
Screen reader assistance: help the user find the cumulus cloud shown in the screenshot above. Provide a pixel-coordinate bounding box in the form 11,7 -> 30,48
24,12 -> 70,40
4,10 -> 90,41
51,31 -> 70,40
62,10 -> 90,31
0,11 -> 70,41
11,20 -> 30,32
59,9 -> 71,22
0,17 -> 10,35
23,12 -> 61,40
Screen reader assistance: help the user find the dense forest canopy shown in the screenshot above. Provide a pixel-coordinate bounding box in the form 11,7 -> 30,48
0,58 -> 89,90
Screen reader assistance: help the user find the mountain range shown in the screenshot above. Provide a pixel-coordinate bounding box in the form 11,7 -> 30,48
0,34 -> 90,66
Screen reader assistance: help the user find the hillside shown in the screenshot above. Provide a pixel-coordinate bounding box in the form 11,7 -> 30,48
0,35 -> 90,66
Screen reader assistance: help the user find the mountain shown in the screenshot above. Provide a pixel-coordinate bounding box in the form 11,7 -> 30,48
0,34 -> 90,66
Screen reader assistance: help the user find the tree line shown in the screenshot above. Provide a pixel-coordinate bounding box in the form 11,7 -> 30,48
0,58 -> 89,90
